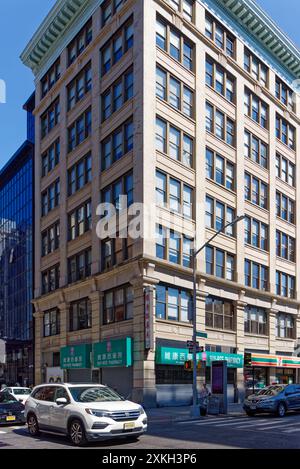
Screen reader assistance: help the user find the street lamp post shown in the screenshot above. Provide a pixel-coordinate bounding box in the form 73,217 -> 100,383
191,215 -> 245,418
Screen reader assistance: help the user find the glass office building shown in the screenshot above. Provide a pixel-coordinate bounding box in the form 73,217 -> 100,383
0,93 -> 35,386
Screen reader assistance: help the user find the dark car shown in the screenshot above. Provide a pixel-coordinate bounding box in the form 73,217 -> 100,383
0,391 -> 25,425
243,384 -> 300,417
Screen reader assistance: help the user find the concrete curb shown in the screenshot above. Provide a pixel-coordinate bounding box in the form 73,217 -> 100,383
148,413 -> 245,424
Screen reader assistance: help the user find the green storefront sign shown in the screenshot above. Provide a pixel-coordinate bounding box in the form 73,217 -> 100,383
93,338 -> 133,368
156,346 -> 243,369
60,344 -> 92,369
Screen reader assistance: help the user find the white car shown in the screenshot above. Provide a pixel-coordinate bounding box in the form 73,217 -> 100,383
25,383 -> 147,446
1,387 -> 32,405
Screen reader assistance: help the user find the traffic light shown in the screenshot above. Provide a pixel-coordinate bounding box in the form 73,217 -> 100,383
184,360 -> 193,370
197,360 -> 202,370
244,352 -> 252,366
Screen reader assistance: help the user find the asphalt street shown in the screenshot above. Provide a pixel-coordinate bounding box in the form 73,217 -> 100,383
2,412 -> 300,449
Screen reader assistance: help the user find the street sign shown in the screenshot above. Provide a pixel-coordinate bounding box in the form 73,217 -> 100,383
196,332 -> 208,339
187,340 -> 199,348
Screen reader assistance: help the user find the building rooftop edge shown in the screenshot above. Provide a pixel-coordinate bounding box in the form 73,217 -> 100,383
20,0 -> 300,79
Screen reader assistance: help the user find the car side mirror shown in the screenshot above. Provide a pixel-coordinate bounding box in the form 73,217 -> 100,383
56,397 -> 68,405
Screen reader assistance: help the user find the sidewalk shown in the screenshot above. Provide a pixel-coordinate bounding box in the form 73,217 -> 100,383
146,403 -> 244,424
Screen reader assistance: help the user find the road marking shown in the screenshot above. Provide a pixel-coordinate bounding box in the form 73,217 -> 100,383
256,421 -> 300,431
176,417 -> 237,425
0,431 -> 7,434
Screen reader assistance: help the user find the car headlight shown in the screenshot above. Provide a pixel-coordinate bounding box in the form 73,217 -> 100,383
139,406 -> 146,415
85,409 -> 110,418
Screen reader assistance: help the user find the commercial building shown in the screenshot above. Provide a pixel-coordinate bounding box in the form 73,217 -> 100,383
0,93 -> 35,386
21,0 -> 300,406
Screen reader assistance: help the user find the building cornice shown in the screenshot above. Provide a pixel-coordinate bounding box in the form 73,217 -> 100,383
20,0 -> 103,76
209,0 -> 300,78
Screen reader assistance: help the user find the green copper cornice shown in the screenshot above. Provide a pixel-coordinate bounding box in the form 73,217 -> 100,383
213,0 -> 300,78
20,0 -> 100,76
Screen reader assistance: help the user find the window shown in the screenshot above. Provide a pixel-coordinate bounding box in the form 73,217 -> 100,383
244,131 -> 268,169
155,117 -> 194,167
101,118 -> 133,170
206,102 -> 235,146
244,48 -> 268,87
102,172 -> 133,211
41,60 -> 61,98
156,225 -> 193,267
101,0 -> 127,26
205,56 -> 235,103
41,179 -> 60,217
68,19 -> 92,66
67,62 -> 92,110
41,265 -> 60,294
69,298 -> 92,331
68,108 -> 91,152
244,216 -> 268,251
101,18 -> 133,76
68,248 -> 92,284
205,196 -> 235,237
275,153 -> 295,187
156,284 -> 191,322
276,191 -> 295,224
44,309 -> 60,337
244,172 -> 268,209
41,139 -> 60,177
156,67 -> 194,118
205,13 -> 235,58
205,246 -> 235,281
244,88 -> 268,128
275,77 -> 294,111
68,200 -> 92,240
167,0 -> 194,22
156,170 -> 193,218
41,222 -> 60,256
68,153 -> 92,196
276,114 -> 295,150
244,260 -> 268,291
244,306 -> 267,335
156,18 -> 194,71
101,236 -> 133,271
103,285 -> 133,324
276,230 -> 295,262
205,148 -> 235,191
276,314 -> 295,339
41,99 -> 60,138
276,271 -> 295,299
205,296 -> 234,331
101,68 -> 133,121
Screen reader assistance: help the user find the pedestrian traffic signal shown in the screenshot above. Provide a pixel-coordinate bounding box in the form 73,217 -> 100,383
184,360 -> 193,370
244,352 -> 252,366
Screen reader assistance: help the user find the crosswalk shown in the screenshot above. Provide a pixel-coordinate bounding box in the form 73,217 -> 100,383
175,415 -> 300,434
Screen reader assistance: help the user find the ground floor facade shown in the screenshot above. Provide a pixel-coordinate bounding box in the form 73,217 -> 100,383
33,259 -> 300,407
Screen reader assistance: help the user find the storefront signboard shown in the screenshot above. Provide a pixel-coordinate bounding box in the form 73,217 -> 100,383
251,353 -> 300,368
93,338 -> 133,368
156,346 -> 243,368
60,344 -> 92,369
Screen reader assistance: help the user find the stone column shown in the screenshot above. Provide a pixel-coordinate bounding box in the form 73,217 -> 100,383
131,276 -> 157,408
196,278 -> 208,388
268,302 -> 278,385
235,292 -> 247,402
58,297 -> 69,383
89,288 -> 103,344
33,305 -> 43,385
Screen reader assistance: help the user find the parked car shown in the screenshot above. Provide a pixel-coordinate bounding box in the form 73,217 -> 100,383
25,383 -> 147,446
243,384 -> 300,417
0,391 -> 25,425
1,387 -> 31,405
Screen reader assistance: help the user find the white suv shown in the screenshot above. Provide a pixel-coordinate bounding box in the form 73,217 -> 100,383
25,383 -> 147,446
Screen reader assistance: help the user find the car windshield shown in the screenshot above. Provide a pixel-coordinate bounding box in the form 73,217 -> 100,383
69,386 -> 124,403
0,393 -> 17,404
256,386 -> 285,396
13,388 -> 31,395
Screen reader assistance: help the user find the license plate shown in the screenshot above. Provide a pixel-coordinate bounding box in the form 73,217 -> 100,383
6,416 -> 16,422
124,422 -> 135,430
250,405 -> 256,410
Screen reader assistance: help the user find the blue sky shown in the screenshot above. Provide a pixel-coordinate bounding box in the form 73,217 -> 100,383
0,0 -> 299,169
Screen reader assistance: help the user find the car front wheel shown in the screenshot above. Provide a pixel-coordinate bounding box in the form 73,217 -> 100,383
277,403 -> 286,418
27,414 -> 40,436
69,419 -> 87,447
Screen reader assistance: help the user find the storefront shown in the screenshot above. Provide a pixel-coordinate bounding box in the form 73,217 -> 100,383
155,344 -> 244,406
60,344 -> 92,383
244,353 -> 300,395
93,337 -> 133,398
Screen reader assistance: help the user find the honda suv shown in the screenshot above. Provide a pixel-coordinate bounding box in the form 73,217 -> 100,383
25,383 -> 147,446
